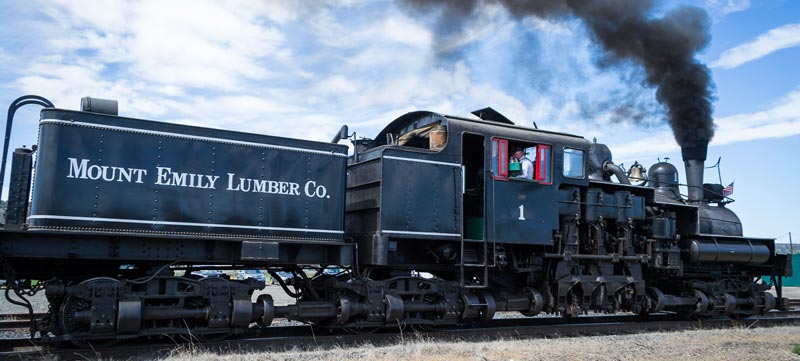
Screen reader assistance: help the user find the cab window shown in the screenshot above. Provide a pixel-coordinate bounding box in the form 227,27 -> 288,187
563,148 -> 585,178
491,137 -> 551,184
491,138 -> 508,179
395,121 -> 447,151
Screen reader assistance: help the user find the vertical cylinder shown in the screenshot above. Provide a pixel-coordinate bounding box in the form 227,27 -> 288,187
6,147 -> 33,229
681,145 -> 707,203
684,159 -> 704,202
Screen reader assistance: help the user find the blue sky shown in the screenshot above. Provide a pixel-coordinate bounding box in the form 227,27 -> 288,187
0,0 -> 798,242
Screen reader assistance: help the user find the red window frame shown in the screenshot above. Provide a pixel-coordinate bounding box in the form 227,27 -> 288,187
535,145 -> 552,185
493,138 -> 508,180
492,139 -> 552,185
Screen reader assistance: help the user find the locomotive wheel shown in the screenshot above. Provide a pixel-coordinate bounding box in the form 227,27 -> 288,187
520,288 -> 544,317
562,289 -> 582,318
639,287 -> 666,315
721,293 -> 738,314
59,277 -> 119,348
692,289 -> 710,315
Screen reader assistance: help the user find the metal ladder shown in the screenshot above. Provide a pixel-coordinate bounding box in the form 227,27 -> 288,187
459,235 -> 490,288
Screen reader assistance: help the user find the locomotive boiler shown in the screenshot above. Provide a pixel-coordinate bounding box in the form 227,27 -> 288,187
0,96 -> 791,346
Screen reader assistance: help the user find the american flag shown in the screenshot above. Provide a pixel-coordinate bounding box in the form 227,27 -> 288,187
722,181 -> 734,197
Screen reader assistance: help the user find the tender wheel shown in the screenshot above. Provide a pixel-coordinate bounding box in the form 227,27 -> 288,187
59,277 -> 119,348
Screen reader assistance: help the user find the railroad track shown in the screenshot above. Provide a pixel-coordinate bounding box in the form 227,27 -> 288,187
0,313 -> 46,332
2,310 -> 800,360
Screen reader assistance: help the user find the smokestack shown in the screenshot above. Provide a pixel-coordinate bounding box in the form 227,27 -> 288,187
681,144 -> 707,203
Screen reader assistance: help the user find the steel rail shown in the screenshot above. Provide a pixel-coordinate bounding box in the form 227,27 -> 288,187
0,313 -> 46,320
2,310 -> 800,360
0,312 -> 46,332
0,320 -> 31,331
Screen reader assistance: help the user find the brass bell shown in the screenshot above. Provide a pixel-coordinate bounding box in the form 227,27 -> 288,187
628,162 -> 646,184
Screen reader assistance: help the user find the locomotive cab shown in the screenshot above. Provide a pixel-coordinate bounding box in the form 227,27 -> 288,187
344,108 -> 592,280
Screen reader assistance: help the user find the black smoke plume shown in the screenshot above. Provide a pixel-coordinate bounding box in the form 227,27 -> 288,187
399,0 -> 716,150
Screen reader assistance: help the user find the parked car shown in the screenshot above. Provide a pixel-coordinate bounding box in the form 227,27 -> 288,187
191,269 -> 224,278
237,269 -> 266,282
270,271 -> 294,285
322,267 -> 344,276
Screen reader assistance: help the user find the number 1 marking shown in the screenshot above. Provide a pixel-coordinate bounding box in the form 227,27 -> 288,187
518,204 -> 526,220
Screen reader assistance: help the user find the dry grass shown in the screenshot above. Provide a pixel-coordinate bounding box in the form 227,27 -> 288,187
155,326 -> 800,361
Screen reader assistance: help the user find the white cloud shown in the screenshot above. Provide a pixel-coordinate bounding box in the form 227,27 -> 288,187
309,10 -> 433,51
375,16 -> 434,48
129,1 -> 287,89
38,0 -> 293,91
713,88 -> 800,142
16,70 -> 159,119
40,0 -> 132,32
608,128 -> 675,162
230,1 -> 303,25
420,3 -> 519,55
609,87 -> 800,161
520,17 -> 575,36
312,75 -> 360,96
705,0 -> 751,15
712,23 -> 800,69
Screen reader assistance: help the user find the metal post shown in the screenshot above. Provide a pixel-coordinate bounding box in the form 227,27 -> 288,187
5,147 -> 33,229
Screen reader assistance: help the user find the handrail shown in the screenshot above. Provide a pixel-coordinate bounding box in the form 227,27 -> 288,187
0,95 -> 54,200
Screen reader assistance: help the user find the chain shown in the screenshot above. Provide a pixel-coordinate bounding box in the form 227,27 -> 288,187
0,253 -> 43,296
1,252 -> 42,338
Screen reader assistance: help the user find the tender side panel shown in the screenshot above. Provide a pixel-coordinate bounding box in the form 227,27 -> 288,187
30,115 -> 347,241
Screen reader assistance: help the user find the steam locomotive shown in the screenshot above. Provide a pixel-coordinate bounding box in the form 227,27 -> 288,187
0,96 -> 791,345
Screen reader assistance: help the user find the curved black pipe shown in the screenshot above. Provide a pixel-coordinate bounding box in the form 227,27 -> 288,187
331,125 -> 349,144
603,161 -> 631,185
1,95 -> 54,200
268,270 -> 302,298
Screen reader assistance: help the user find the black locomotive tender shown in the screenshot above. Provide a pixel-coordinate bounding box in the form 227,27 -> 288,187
0,96 -> 791,345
